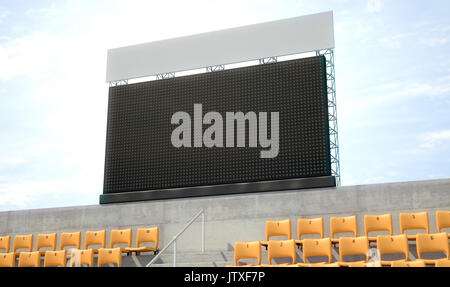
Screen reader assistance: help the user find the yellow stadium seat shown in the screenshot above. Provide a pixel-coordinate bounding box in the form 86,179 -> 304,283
70,249 -> 94,267
330,216 -> 358,245
98,247 -> 122,267
0,235 -> 11,253
435,259 -> 450,267
295,218 -> 324,248
60,232 -> 81,250
267,240 -> 296,265
261,219 -> 291,248
364,214 -> 393,243
399,212 -> 429,241
436,211 -> 450,238
0,253 -> 15,267
13,234 -> 33,258
84,230 -> 106,254
44,250 -> 67,267
391,259 -> 426,267
109,228 -> 132,253
36,233 -> 57,257
302,238 -> 332,265
376,234 -> 409,266
18,251 -> 40,267
124,227 -> 159,255
338,236 -> 370,266
232,241 -> 261,266
416,232 -> 449,265
348,261 -> 367,267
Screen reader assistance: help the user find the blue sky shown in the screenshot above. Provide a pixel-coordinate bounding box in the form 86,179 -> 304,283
0,0 -> 449,211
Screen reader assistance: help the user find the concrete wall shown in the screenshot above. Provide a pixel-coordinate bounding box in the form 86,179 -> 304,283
0,178 -> 449,253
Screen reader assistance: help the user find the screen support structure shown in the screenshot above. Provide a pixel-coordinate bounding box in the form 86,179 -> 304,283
316,48 -> 340,186
109,79 -> 128,87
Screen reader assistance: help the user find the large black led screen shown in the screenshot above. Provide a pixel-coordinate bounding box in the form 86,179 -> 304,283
103,55 -> 331,195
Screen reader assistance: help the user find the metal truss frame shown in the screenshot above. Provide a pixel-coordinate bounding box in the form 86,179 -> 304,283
109,79 -> 128,87
258,56 -> 278,64
316,48 -> 341,186
156,72 -> 176,80
206,65 -> 225,72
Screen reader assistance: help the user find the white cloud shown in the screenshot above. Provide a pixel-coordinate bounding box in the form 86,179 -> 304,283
420,130 -> 450,149
365,0 -> 382,13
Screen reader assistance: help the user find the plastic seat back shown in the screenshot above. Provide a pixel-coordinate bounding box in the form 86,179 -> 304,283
110,228 -> 132,248
399,212 -> 429,235
391,260 -> 426,267
266,219 -> 291,241
0,253 -> 15,267
60,232 -> 82,250
13,234 -> 33,253
416,233 -> 449,260
330,216 -> 358,239
302,238 -> 332,264
137,227 -> 159,249
98,247 -> 122,267
70,249 -> 94,267
234,241 -> 261,266
364,214 -> 393,236
297,218 -> 324,240
18,251 -> 40,267
436,211 -> 450,233
0,236 -> 11,253
37,233 -> 57,253
435,259 -> 450,267
267,240 -> 296,264
44,250 -> 67,267
376,234 -> 409,261
339,236 -> 370,262
84,230 -> 106,249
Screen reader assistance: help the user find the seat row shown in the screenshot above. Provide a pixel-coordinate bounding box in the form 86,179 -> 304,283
0,227 -> 159,267
230,232 -> 450,267
262,210 -> 450,248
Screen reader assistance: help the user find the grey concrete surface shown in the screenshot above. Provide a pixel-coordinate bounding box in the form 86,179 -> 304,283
0,178 -> 449,266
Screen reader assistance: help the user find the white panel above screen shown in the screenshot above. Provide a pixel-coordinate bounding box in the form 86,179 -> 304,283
106,11 -> 334,82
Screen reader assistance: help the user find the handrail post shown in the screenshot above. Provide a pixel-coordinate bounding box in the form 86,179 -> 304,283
202,212 -> 205,253
173,240 -> 177,267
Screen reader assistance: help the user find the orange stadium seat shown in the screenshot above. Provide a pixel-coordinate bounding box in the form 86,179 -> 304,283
70,248 -> 94,267
13,234 -> 33,258
44,250 -> 67,267
295,218 -> 324,248
231,241 -> 261,266
376,234 -> 409,266
338,236 -> 370,267
435,259 -> 450,267
60,231 -> 82,250
416,232 -> 449,265
0,235 -> 11,253
267,240 -> 296,265
98,247 -> 122,267
348,261 -> 367,267
110,228 -> 132,253
36,233 -> 57,256
364,214 -> 393,243
18,251 -> 40,267
436,211 -> 450,238
0,253 -> 15,267
84,230 -> 106,254
330,216 -> 358,245
301,238 -> 332,266
261,219 -> 292,248
124,227 -> 159,255
399,212 -> 429,241
391,259 -> 426,267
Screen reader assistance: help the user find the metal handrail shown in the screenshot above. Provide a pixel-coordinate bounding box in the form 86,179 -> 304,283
146,209 -> 205,267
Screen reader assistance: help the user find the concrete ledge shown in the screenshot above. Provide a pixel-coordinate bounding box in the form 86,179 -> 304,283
0,178 -> 449,253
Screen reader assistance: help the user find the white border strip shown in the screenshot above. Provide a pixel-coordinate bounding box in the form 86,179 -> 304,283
106,11 -> 334,82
